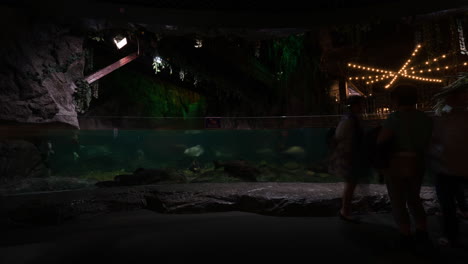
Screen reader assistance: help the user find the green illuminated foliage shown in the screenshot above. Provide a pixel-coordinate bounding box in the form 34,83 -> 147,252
269,35 -> 305,80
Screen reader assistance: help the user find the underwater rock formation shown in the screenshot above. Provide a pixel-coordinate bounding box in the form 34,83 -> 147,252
0,23 -> 84,128
213,160 -> 260,182
95,168 -> 186,187
0,140 -> 48,182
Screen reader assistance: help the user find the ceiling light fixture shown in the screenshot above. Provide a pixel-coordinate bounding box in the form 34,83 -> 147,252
113,36 -> 127,49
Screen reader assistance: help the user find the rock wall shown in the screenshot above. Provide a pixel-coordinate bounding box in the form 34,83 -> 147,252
0,22 -> 84,128
0,140 -> 47,183
0,183 -> 443,226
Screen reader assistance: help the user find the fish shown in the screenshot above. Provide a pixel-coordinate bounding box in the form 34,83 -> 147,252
282,146 -> 306,156
214,150 -> 234,158
184,145 -> 204,157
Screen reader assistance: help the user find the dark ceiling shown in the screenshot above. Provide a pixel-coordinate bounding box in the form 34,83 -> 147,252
1,0 -> 467,29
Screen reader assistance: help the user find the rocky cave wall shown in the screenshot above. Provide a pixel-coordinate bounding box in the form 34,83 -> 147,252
0,21 -> 84,128
0,17 -> 86,182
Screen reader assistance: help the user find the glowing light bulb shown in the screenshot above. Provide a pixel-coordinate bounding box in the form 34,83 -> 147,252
113,36 -> 127,49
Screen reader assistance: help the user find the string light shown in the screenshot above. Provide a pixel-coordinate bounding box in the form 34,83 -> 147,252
410,53 -> 449,70
348,74 -> 387,80
403,62 -> 468,73
348,44 -> 451,88
347,63 -> 394,74
402,74 -> 443,83
385,44 -> 423,89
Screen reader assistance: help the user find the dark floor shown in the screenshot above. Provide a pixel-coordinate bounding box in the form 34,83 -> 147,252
1,210 -> 467,263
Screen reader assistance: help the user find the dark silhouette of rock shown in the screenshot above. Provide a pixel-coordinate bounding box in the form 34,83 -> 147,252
213,160 -> 260,181
94,180 -> 119,188
1,183 -> 444,227
0,140 -> 47,182
96,168 -> 186,187
114,168 -> 171,186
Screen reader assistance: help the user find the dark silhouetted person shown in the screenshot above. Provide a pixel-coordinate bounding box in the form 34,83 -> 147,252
329,95 -> 369,222
377,85 -> 433,249
430,78 -> 468,248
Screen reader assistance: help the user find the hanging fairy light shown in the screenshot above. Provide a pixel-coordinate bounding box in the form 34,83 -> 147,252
348,44 -> 446,89
413,62 -> 468,72
347,63 -> 394,74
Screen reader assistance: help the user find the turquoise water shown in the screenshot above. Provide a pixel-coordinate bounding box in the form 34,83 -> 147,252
4,124 -> 438,194
47,128 -> 338,181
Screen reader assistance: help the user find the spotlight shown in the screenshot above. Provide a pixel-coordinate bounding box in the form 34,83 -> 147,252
113,35 -> 127,49
195,39 -> 203,48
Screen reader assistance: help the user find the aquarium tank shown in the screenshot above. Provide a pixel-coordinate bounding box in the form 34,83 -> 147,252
2,117 -> 384,194
0,13 -> 440,196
